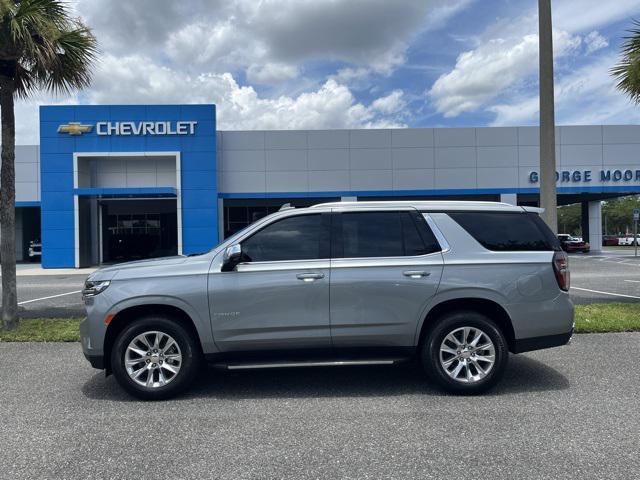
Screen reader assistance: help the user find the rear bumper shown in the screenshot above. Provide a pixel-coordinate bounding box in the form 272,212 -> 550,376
512,329 -> 573,354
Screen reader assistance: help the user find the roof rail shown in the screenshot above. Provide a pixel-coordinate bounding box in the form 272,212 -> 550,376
279,203 -> 295,211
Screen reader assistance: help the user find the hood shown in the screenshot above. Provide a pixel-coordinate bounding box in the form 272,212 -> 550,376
88,255 -> 189,281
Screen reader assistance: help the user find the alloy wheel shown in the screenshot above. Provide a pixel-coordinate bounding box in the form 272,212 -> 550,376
124,331 -> 183,388
439,326 -> 496,383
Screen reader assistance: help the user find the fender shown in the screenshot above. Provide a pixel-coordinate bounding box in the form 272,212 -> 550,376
413,287 -> 511,346
107,294 -> 218,353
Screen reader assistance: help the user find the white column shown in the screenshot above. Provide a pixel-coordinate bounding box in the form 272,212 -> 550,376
341,196 -> 357,202
500,193 -> 517,205
218,198 -> 224,242
588,201 -> 602,253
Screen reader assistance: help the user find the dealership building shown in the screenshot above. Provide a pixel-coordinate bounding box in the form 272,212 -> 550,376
11,103 -> 640,268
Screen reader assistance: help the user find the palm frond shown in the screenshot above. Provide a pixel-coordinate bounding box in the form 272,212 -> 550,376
1,0 -> 97,98
612,20 -> 640,104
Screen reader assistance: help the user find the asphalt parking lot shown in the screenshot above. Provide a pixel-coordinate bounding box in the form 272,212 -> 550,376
8,251 -> 640,318
0,333 -> 638,479
569,250 -> 640,304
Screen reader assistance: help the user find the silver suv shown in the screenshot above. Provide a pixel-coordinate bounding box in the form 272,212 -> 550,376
81,201 -> 573,399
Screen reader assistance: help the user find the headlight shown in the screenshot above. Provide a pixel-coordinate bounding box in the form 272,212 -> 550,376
82,280 -> 111,298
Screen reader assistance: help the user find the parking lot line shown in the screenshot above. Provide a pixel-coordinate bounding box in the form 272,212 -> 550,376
571,286 -> 640,300
18,290 -> 82,306
624,280 -> 640,283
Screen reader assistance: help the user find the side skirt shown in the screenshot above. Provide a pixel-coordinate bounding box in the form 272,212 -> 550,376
204,346 -> 416,370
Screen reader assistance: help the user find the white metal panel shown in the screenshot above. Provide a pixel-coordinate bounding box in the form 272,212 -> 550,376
350,148 -> 392,170
391,128 -> 434,148
561,145 -> 603,166
435,147 -> 475,169
393,169 -> 435,190
477,146 -> 518,168
392,148 -> 435,169
308,149 -> 349,170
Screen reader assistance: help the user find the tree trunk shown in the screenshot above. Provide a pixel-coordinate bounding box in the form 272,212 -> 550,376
0,75 -> 18,330
538,0 -> 558,233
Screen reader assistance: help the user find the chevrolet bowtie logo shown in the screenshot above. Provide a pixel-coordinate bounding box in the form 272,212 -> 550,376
57,122 -> 93,135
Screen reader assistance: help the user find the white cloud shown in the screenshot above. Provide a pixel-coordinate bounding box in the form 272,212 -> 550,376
14,55 -> 407,144
427,0 -> 640,120
371,90 -> 406,115
584,31 -> 609,54
75,0 -> 441,84
429,29 -> 580,117
246,63 -> 299,85
553,0 -> 640,33
489,53 -> 640,126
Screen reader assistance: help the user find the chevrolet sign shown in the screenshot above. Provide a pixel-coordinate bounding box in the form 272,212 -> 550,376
96,121 -> 197,136
57,123 -> 93,135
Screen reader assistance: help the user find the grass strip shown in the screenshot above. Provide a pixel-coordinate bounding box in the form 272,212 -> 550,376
574,303 -> 640,333
0,318 -> 82,342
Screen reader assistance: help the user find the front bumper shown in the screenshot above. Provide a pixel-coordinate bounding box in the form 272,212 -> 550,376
83,353 -> 105,369
80,316 -> 105,370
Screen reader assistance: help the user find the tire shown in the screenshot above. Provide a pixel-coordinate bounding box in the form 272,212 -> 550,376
421,310 -> 508,394
110,315 -> 202,400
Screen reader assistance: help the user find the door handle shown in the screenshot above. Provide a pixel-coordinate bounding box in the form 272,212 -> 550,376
296,272 -> 325,282
403,270 -> 431,279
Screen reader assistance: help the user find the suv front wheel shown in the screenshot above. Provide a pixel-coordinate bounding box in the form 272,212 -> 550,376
422,311 -> 508,394
110,316 -> 202,400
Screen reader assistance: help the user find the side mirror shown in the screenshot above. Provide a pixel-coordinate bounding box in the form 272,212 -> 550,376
221,244 -> 242,272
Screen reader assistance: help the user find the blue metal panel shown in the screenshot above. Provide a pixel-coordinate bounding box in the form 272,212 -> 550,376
40,104 -> 218,267
181,171 -> 216,189
180,152 -> 216,171
181,208 -> 218,228
43,248 -> 75,268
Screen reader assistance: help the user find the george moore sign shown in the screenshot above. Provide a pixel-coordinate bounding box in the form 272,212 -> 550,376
529,169 -> 640,183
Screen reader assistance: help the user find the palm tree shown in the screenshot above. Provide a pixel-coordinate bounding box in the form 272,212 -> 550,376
0,0 -> 97,330
611,20 -> 640,103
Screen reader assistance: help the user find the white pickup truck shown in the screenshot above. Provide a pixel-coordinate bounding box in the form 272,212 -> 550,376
618,236 -> 640,246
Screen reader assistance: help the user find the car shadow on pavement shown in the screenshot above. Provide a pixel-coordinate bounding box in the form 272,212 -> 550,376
81,354 -> 569,402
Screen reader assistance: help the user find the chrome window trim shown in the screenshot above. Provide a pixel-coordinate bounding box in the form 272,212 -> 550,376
423,213 -> 451,253
236,259 -> 330,273
330,253 -> 442,269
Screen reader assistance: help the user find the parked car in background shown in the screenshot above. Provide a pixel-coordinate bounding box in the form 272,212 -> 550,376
81,201 -> 574,400
602,235 -> 619,246
557,234 -> 590,253
28,239 -> 41,261
618,235 -> 640,246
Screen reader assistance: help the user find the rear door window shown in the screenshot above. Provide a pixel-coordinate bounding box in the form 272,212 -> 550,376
336,211 -> 441,258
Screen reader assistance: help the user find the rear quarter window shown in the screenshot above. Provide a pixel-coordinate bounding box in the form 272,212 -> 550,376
448,212 -> 561,252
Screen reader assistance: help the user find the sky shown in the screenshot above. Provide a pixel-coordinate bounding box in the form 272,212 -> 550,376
13,0 -> 640,144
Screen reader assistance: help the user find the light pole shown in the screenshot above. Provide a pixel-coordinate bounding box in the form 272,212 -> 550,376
539,0 -> 558,233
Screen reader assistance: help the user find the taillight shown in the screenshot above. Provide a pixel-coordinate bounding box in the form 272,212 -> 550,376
553,251 -> 570,291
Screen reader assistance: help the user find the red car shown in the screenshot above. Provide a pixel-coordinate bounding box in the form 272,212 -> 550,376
557,234 -> 590,253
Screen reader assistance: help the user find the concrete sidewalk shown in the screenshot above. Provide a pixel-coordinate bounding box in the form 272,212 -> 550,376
14,264 -> 96,277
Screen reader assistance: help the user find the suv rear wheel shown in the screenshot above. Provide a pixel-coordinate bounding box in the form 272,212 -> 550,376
421,311 -> 508,394
110,316 -> 201,400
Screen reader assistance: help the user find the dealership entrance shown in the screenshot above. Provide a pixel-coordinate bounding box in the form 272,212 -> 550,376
77,197 -> 178,267
101,199 -> 178,263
